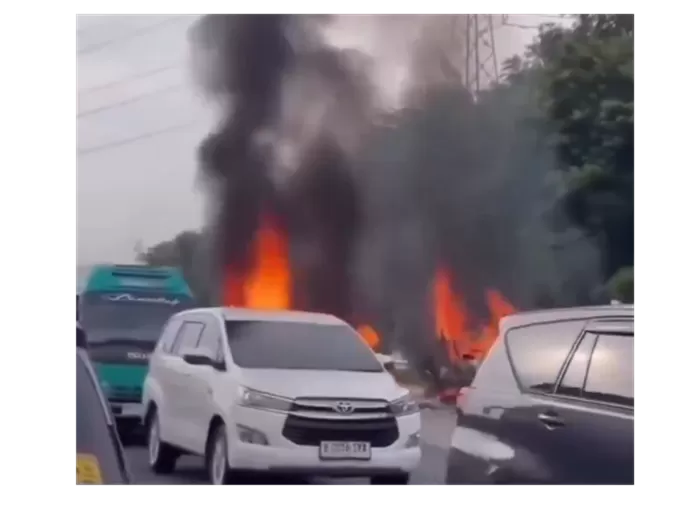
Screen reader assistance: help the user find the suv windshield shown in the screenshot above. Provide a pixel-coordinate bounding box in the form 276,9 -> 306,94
80,292 -> 194,335
226,320 -> 383,372
76,351 -> 129,483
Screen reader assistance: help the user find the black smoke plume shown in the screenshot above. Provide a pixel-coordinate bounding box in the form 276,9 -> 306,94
192,15 -> 375,322
191,15 -> 603,384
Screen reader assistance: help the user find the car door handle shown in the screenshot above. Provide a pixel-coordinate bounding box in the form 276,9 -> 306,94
537,412 -> 565,429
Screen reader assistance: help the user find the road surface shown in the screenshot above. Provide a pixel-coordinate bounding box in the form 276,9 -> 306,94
125,408 -> 456,485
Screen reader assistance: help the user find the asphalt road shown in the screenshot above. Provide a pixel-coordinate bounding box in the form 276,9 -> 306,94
125,408 -> 456,485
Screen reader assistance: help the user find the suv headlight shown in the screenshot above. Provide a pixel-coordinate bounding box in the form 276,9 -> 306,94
389,394 -> 420,416
237,387 -> 292,413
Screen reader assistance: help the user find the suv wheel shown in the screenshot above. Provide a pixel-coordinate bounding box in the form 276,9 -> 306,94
207,424 -> 233,485
370,473 -> 411,485
147,410 -> 178,474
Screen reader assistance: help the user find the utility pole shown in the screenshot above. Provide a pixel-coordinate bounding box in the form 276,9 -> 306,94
463,15 -> 500,97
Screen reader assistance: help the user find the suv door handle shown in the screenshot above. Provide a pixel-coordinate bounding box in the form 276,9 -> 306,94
537,412 -> 565,429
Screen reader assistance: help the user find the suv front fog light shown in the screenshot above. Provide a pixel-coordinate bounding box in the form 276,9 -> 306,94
236,424 -> 269,445
406,432 -> 421,448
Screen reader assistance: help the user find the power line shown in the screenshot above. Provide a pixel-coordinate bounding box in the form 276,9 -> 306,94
77,83 -> 186,119
77,63 -> 183,96
77,119 -> 202,156
77,16 -> 188,56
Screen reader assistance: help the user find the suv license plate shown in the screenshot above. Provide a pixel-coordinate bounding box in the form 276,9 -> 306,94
319,441 -> 371,460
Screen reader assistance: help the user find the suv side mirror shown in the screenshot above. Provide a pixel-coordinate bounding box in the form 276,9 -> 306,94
182,350 -> 211,366
182,350 -> 225,371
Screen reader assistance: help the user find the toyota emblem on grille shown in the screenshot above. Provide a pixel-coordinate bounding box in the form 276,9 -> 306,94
334,401 -> 354,414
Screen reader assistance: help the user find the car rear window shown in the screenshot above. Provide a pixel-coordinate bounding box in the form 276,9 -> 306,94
505,320 -> 584,393
76,351 -> 129,484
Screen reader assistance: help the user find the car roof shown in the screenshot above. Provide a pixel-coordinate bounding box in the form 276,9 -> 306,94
501,304 -> 634,331
176,306 -> 349,326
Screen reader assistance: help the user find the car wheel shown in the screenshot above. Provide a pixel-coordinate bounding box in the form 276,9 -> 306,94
147,410 -> 178,474
370,473 -> 411,484
207,424 -> 233,485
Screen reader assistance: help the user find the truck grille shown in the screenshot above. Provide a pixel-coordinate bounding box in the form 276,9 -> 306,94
108,386 -> 142,403
282,415 -> 399,447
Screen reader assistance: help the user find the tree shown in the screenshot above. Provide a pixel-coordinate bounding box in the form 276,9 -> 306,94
533,15 -> 634,283
137,230 -> 214,305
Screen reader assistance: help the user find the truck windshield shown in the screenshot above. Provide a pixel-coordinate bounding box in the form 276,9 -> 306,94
75,349 -> 127,486
80,291 -> 194,334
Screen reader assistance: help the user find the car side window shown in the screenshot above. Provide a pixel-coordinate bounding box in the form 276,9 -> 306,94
583,333 -> 634,407
505,320 -> 584,394
171,321 -> 205,356
197,317 -> 223,362
159,318 -> 183,354
556,332 -> 597,398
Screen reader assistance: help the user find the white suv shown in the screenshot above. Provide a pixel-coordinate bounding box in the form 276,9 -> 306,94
142,307 -> 422,484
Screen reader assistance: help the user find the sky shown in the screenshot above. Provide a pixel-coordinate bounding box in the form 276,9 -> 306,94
76,14 -> 563,266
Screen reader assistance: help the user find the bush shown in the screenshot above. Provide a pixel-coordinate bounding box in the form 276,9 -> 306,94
608,266 -> 634,303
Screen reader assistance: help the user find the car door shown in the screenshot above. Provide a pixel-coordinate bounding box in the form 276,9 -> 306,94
146,317 -> 183,432
166,320 -> 205,448
549,323 -> 634,484
446,319 -> 587,484
185,314 -> 227,454
489,319 -> 588,484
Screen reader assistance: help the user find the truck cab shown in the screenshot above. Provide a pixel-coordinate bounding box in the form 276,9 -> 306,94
78,264 -> 196,440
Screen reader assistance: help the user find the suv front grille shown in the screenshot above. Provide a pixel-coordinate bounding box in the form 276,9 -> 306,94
282,415 -> 399,447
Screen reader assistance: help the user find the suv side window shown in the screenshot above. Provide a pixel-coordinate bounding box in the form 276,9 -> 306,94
583,333 -> 634,407
159,318 -> 183,354
171,321 -> 205,355
557,332 -> 597,397
505,320 -> 584,393
197,316 -> 224,362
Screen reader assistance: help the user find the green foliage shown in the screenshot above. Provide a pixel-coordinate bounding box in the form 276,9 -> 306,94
607,266 -> 634,303
137,230 -> 214,305
533,15 -> 634,278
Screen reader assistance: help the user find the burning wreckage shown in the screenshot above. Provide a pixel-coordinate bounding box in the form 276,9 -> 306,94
192,15 -> 518,390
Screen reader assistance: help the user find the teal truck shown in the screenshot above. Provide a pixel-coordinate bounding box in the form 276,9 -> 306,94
78,264 -> 196,439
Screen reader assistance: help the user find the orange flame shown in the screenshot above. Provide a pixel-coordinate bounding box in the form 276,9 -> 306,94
222,214 -> 382,350
433,267 -> 516,363
223,215 -> 291,310
357,324 -> 380,350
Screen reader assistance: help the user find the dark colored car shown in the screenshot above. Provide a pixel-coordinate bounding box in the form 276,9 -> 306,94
446,305 -> 633,485
77,323 -> 131,484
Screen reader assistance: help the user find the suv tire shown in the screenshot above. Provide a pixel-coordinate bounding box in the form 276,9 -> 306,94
147,410 -> 179,474
207,423 -> 234,485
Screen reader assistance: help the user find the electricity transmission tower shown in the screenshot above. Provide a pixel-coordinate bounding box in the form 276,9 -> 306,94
462,15 -> 501,96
